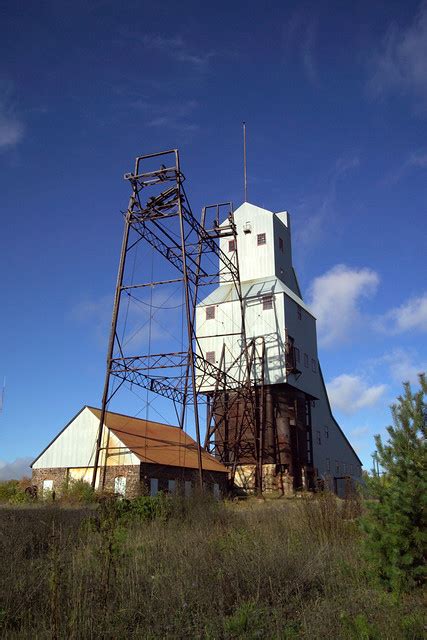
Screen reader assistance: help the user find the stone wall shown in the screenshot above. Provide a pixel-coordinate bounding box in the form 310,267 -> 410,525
32,464 -> 229,499
103,464 -> 141,498
32,467 -> 68,494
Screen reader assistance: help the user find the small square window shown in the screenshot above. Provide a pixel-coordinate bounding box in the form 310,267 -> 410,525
262,295 -> 273,310
206,306 -> 215,320
228,239 -> 235,252
326,458 -> 331,472
316,430 -> 321,445
297,305 -> 302,320
206,351 -> 215,363
279,237 -> 284,252
304,353 -> 309,368
343,463 -> 347,474
335,461 -> 340,474
257,233 -> 266,246
294,347 -> 300,363
324,425 -> 329,439
311,358 -> 317,373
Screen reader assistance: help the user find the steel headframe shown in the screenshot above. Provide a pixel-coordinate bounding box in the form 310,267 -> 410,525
92,149 -> 261,491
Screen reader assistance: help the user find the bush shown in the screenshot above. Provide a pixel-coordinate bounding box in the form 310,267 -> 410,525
59,479 -> 95,504
0,480 -> 29,505
362,374 -> 427,593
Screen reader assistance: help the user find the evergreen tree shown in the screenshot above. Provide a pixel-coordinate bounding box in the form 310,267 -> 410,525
362,373 -> 427,593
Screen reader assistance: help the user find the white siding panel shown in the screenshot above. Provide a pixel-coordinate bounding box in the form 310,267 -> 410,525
32,407 -> 140,470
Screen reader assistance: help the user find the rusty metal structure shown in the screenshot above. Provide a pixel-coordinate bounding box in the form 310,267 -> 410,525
92,149 -> 262,490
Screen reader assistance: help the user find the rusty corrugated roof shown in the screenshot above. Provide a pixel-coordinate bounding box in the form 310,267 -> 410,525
88,407 -> 227,473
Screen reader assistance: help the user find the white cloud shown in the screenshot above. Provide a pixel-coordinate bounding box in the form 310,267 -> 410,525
350,425 -> 370,438
308,264 -> 379,347
377,293 -> 427,334
327,374 -> 387,415
369,2 -> 427,112
379,349 -> 426,385
0,457 -> 32,481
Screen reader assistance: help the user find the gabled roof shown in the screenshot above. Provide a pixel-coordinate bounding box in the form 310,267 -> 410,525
198,276 -> 314,317
87,407 -> 227,473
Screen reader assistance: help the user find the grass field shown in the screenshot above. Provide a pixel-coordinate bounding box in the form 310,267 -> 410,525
0,492 -> 424,639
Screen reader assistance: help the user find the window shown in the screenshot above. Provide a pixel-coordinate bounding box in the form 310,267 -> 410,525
262,295 -> 273,310
206,351 -> 215,363
185,481 -> 192,497
228,239 -> 235,252
42,479 -> 53,495
257,233 -> 266,246
168,479 -> 176,494
324,425 -> 329,439
335,461 -> 340,474
294,347 -> 300,363
297,305 -> 302,320
326,458 -> 331,472
279,237 -> 284,252
350,464 -> 353,476
206,306 -> 215,320
311,358 -> 317,373
213,483 -> 220,499
304,353 -> 309,368
150,478 -> 159,497
114,476 -> 126,497
316,430 -> 321,445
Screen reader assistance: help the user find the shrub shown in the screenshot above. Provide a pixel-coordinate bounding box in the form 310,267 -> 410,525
59,479 -> 95,504
0,480 -> 29,504
362,374 -> 427,593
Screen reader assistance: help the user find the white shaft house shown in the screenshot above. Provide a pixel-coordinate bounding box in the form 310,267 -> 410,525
196,202 -> 362,494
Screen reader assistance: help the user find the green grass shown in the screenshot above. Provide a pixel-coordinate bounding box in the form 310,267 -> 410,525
0,492 -> 424,639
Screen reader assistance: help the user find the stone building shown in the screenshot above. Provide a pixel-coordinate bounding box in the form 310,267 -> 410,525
31,406 -> 228,498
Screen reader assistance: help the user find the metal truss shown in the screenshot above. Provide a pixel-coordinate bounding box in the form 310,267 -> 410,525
92,149 -> 260,490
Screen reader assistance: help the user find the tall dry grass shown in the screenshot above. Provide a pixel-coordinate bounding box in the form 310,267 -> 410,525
0,494 -> 424,639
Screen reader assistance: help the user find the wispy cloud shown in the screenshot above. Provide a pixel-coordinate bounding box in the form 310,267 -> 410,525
382,149 -> 427,184
71,288 -> 184,351
139,33 -> 216,69
308,264 -> 379,347
131,99 -> 199,131
327,374 -> 387,415
376,292 -> 427,334
0,457 -> 32,480
368,1 -> 427,113
295,155 -> 359,250
350,425 -> 370,438
283,11 -> 319,86
0,86 -> 24,150
376,348 -> 426,386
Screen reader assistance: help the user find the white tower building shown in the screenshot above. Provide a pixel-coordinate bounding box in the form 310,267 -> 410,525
196,202 -> 362,494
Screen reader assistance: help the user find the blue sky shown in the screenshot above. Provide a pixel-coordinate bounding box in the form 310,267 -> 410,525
0,0 -> 426,478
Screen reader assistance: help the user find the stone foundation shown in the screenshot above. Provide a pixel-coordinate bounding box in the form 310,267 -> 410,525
32,464 -> 229,499
234,464 -> 294,495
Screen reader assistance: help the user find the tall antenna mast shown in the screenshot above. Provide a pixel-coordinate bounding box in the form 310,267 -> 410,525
243,121 -> 247,202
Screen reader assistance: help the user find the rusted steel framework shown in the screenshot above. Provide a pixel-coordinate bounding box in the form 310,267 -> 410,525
92,149 -> 260,490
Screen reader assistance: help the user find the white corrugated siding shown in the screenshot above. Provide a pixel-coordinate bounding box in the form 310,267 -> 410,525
32,407 -> 140,469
